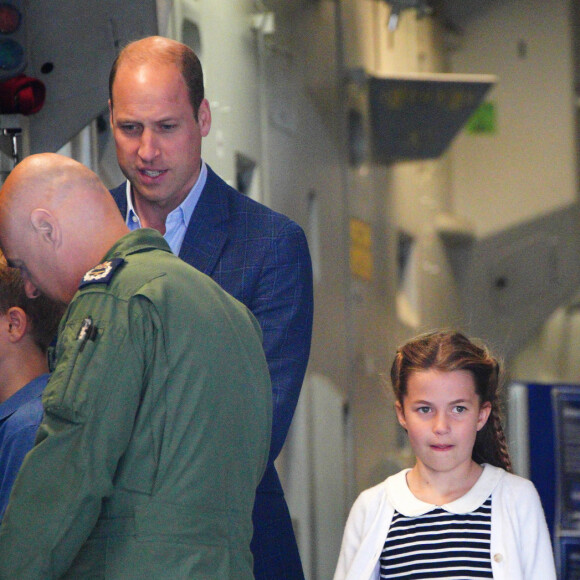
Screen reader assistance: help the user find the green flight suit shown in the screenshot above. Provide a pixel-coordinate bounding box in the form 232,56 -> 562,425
0,229 -> 272,579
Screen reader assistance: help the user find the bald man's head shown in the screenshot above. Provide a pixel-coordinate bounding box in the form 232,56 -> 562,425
0,153 -> 129,304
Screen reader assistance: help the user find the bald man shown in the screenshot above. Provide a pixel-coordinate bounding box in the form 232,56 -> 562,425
0,153 -> 272,579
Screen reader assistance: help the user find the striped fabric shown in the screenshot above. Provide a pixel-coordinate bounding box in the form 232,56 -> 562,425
379,496 -> 493,578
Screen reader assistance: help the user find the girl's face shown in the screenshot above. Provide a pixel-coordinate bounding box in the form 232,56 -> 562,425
395,369 -> 491,478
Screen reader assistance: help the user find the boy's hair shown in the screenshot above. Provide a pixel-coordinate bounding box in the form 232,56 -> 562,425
0,259 -> 62,353
390,330 -> 512,472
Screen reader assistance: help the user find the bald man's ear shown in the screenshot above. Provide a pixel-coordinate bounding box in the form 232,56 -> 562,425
30,208 -> 60,248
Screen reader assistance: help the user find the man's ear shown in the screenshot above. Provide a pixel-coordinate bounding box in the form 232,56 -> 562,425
30,208 -> 60,248
197,98 -> 212,137
6,306 -> 28,343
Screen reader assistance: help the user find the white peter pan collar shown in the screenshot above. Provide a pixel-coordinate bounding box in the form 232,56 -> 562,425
386,463 -> 505,517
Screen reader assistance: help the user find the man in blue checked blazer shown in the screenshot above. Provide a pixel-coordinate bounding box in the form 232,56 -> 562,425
108,36 -> 313,579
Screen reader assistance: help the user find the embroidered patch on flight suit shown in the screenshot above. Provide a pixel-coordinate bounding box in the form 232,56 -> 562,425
79,258 -> 125,288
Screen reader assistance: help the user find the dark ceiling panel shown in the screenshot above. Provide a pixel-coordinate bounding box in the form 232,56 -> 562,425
25,0 -> 157,154
435,0 -> 500,28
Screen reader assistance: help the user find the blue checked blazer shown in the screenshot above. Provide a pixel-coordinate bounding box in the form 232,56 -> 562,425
110,164 -> 313,579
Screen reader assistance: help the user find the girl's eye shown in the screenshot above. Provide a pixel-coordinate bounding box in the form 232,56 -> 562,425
417,406 -> 431,414
453,405 -> 467,413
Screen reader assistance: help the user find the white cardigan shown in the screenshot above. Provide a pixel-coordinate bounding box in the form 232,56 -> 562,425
333,464 -> 556,580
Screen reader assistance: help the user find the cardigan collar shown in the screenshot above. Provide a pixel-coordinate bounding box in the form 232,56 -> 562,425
386,463 -> 504,516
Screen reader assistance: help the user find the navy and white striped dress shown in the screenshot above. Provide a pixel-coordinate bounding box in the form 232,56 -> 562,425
380,496 -> 493,578
378,469 -> 495,579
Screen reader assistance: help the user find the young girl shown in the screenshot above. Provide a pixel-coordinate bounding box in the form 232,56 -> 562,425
334,330 -> 556,580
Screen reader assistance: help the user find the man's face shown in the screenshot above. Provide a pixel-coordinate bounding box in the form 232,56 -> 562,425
110,60 -> 211,214
0,209 -> 71,305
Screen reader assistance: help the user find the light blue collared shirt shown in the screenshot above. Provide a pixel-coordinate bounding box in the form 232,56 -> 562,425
125,161 -> 208,255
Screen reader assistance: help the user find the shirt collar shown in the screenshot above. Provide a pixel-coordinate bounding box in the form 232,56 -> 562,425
125,160 -> 208,229
387,463 -> 504,516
